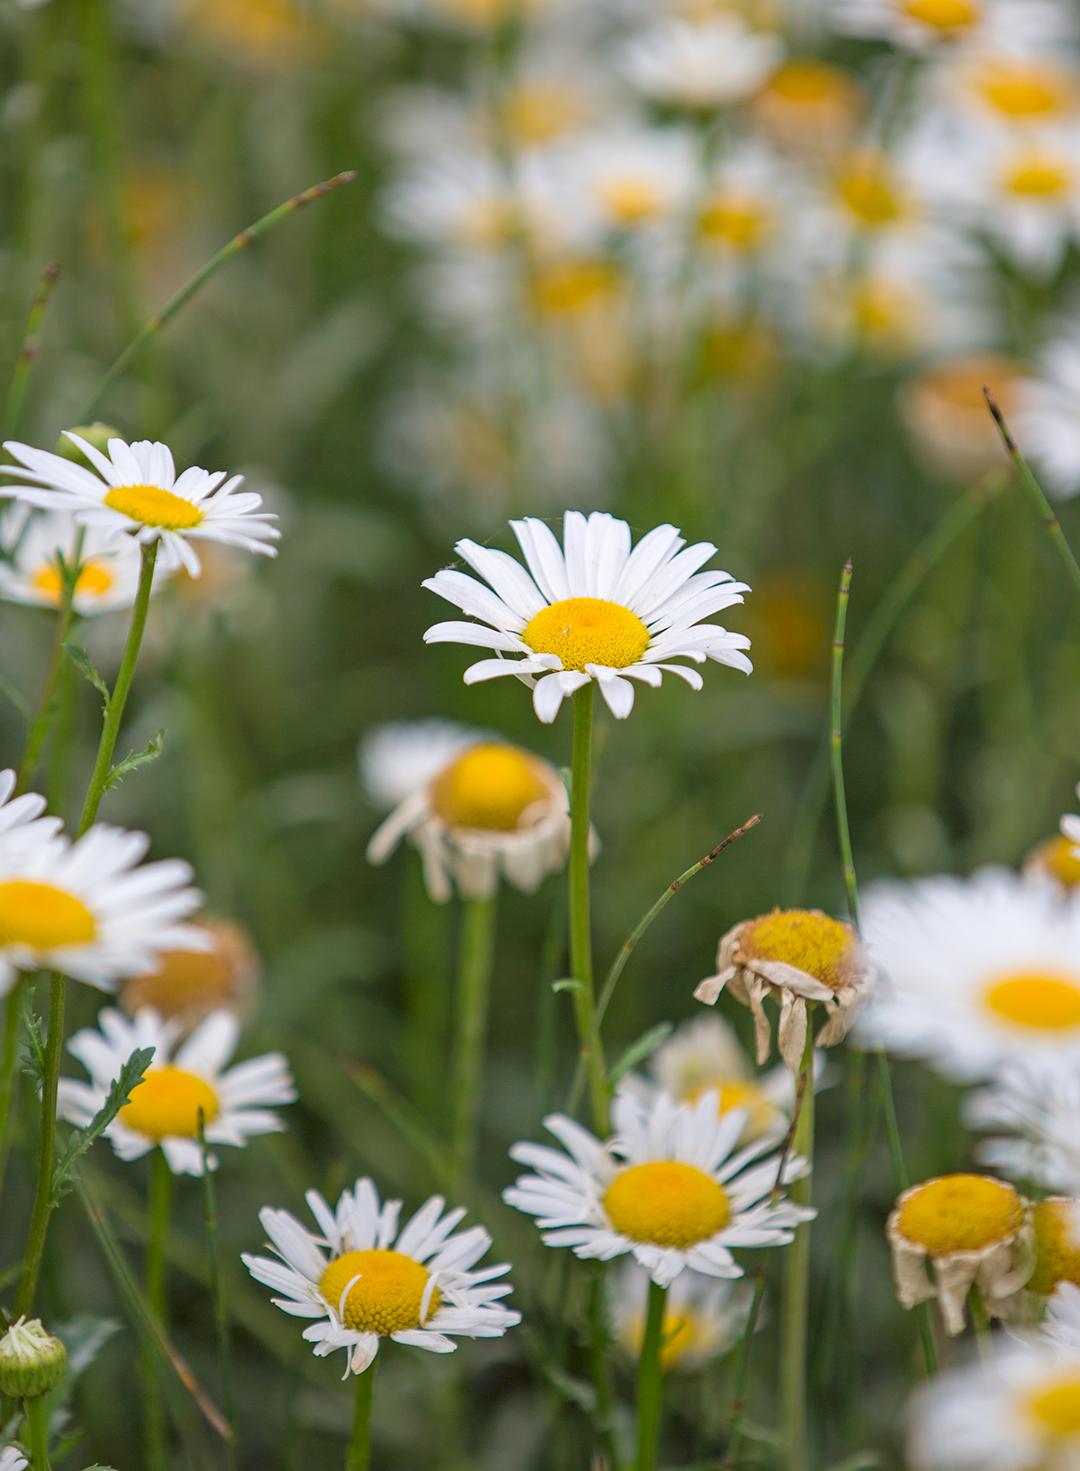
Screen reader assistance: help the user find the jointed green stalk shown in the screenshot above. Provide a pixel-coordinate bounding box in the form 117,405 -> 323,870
144,1149 -> 174,1471
567,684 -> 607,1133
781,1027 -> 815,1471
451,891 -> 498,1188
634,1281 -> 668,1471
347,1361 -> 377,1471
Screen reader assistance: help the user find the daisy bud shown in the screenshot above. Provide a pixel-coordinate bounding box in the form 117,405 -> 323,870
0,1318 -> 67,1398
54,423 -> 120,463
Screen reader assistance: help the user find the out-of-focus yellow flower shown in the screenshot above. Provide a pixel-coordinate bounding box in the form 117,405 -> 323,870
1025,833 -> 1080,893
120,916 -> 260,1031
753,59 -> 865,152
899,352 -> 1024,482
181,0 -> 321,65
834,150 -> 912,232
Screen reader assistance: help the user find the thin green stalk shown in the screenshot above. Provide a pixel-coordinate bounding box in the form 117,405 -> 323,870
14,971 -> 65,1316
722,1267 -> 767,1469
144,1149 -> 173,1471
451,891 -> 498,1189
985,386 -> 1080,599
403,852 -> 450,1117
0,978 -> 24,1198
77,538 -> 158,834
969,1285 -> 991,1350
634,1281 -> 668,1471
781,1027 -> 815,1471
17,601 -> 82,795
567,684 -> 607,1132
586,1265 -> 618,1471
200,1119 -> 237,1469
25,1392 -> 50,1471
80,172 -> 357,422
2,260 -> 60,443
347,1362 -> 377,1471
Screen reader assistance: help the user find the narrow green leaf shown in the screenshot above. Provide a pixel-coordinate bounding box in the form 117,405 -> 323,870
0,667 -> 28,722
607,1021 -> 674,1087
552,978 -> 584,995
51,1045 -> 154,1203
20,983 -> 46,1085
104,729 -> 166,792
62,643 -> 110,704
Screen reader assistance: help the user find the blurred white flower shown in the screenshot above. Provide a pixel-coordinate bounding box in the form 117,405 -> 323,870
1015,334 -> 1080,499
829,0 -> 1069,53
612,1261 -> 754,1370
621,17 -> 782,111
966,1060 -> 1080,1194
0,507 -> 165,616
359,720 -> 481,810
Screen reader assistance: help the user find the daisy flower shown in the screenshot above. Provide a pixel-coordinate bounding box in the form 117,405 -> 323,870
856,869 -> 1080,1081
1026,826 -> 1080,892
358,720 -> 480,812
423,511 -> 751,722
242,1177 -> 520,1377
941,51 -> 1080,136
567,126 -> 698,235
119,916 -> 260,1032
0,432 -> 279,577
0,769 -> 57,845
613,1262 -> 753,1371
503,1088 -> 813,1288
751,57 -> 866,154
0,821 -> 204,998
1044,1282 -> 1080,1352
829,0 -> 1068,52
897,351 -> 1026,483
58,1007 -> 295,1175
887,1172 -> 1033,1335
907,1335 -> 1080,1471
0,1451 -> 26,1471
367,737 -> 581,902
0,507 -> 158,616
1015,334 -> 1080,500
695,908 -> 873,1072
621,17 -> 782,112
966,1060 -> 1080,1195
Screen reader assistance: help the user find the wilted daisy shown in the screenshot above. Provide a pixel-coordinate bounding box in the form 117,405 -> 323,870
1015,335 -> 1080,499
888,1172 -> 1033,1335
621,17 -> 782,111
358,719 -> 480,811
118,916 -> 260,1030
423,511 -> 751,722
897,352 -> 1024,483
613,1262 -> 753,1371
504,1088 -> 813,1288
0,433 -> 279,577
695,908 -> 872,1072
966,1060 -> 1080,1194
0,821 -> 203,998
1024,1199 -> 1080,1301
857,869 -> 1080,1081
58,1007 -> 295,1175
0,508 -> 158,615
367,737 -> 578,901
242,1177 -> 520,1376
907,1334 -> 1080,1470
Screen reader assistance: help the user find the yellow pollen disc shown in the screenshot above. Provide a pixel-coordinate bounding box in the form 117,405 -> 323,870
0,880 -> 97,950
122,921 -> 254,1022
766,59 -> 850,105
698,195 -> 770,250
103,483 -> 203,531
1029,1199 -> 1080,1295
523,596 -> 650,673
743,908 -> 854,991
1004,157 -> 1071,198
604,1161 -> 730,1249
975,63 -> 1071,120
319,1249 -> 440,1335
902,0 -> 979,30
983,971 -> 1080,1032
850,278 -> 918,341
528,258 -> 622,318
31,559 -> 115,606
119,1066 -> 219,1140
685,1077 -> 781,1138
1029,834 -> 1080,889
836,158 -> 904,227
897,1174 -> 1023,1256
598,178 -> 665,227
429,742 -> 549,831
1023,1374 -> 1080,1437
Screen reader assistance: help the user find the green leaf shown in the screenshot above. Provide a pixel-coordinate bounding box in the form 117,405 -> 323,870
104,729 -> 166,792
62,643 -> 110,704
51,1045 -> 155,1203
607,1021 -> 674,1087
20,983 -> 46,1086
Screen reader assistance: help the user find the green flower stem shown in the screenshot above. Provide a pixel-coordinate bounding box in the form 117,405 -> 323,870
450,891 -> 498,1189
969,1285 -> 991,1350
781,1026 -> 815,1471
200,1117 -> 237,1469
722,1266 -> 767,1469
568,683 -> 607,1133
347,1361 -> 377,1471
0,978 -> 25,1200
14,971 -> 65,1316
2,259 -> 60,444
25,1392 -> 51,1471
16,593 -> 82,796
634,1280 -> 668,1471
77,538 -> 158,835
144,1148 -> 173,1471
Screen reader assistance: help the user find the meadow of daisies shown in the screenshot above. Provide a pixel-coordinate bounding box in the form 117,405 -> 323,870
7,1 -> 1080,1469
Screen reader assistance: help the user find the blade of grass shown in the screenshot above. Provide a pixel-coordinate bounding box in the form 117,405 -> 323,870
2,260 -> 60,442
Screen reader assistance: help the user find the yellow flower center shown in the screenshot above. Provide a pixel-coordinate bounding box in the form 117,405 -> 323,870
523,597 -> 650,673
1004,156 -> 1071,199
604,1161 -> 730,1249
0,881 -> 97,950
902,0 -> 979,31
743,909 -> 854,991
119,1066 -> 219,1140
897,1174 -> 1023,1256
528,258 -> 622,319
974,62 -> 1072,121
461,198 -> 524,250
698,195 -> 771,250
685,1077 -> 782,1139
1023,1374 -> 1080,1437
983,971 -> 1080,1033
597,178 -> 666,227
765,59 -> 850,105
849,278 -> 920,343
429,742 -> 550,831
319,1249 -> 440,1335
1029,1199 -> 1080,1295
103,484 -> 203,531
837,158 -> 905,227
31,559 -> 115,606
122,922 -> 252,1022
1028,834 -> 1080,889
498,83 -> 585,145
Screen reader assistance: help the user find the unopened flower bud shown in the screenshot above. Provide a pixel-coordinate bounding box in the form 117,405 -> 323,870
0,1317 -> 67,1398
54,424 -> 121,464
